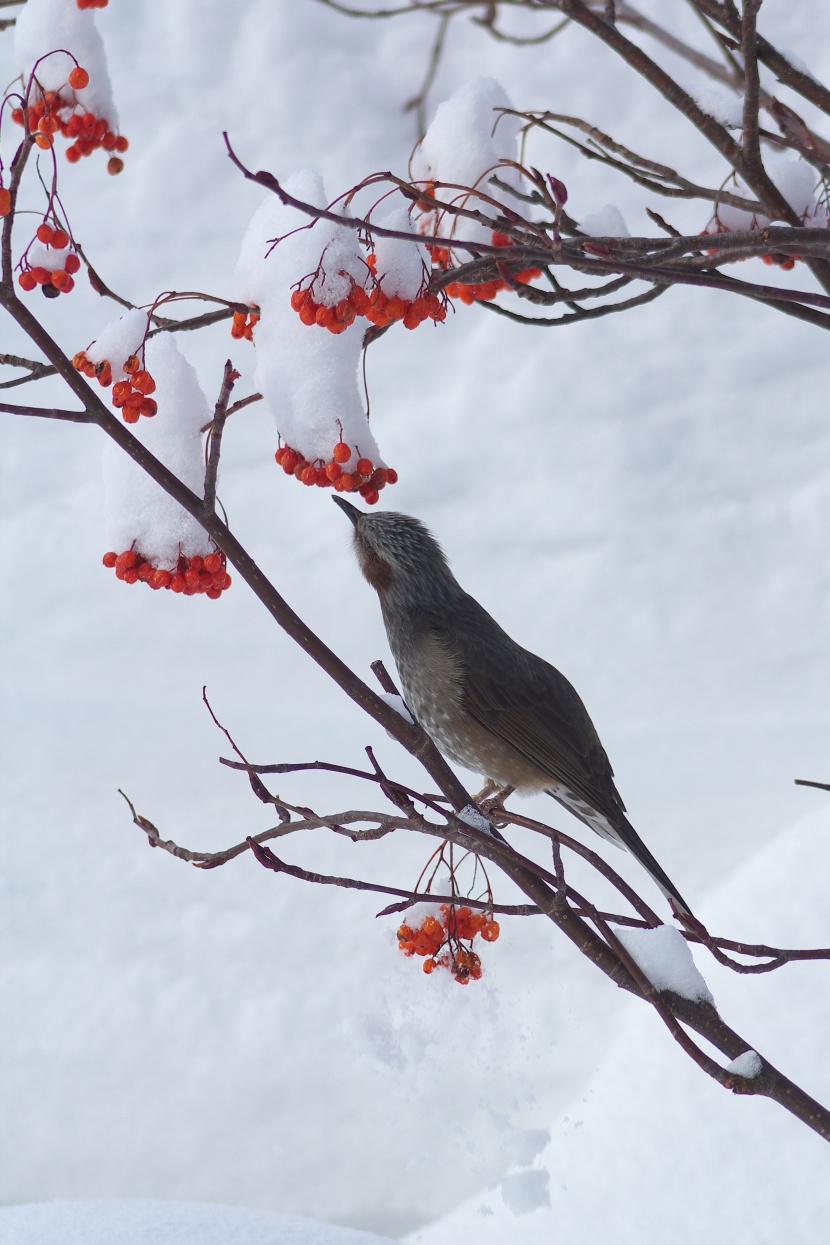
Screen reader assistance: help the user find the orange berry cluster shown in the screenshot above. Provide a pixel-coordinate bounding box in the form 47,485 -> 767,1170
291,266 -> 447,334
231,309 -> 260,340
444,231 -> 542,304
11,81 -> 128,170
72,350 -> 157,422
17,222 -> 81,294
275,439 -> 397,505
102,548 -> 232,597
397,904 -> 501,985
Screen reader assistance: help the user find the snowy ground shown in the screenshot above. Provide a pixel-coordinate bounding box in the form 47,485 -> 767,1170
2,0 -> 830,1240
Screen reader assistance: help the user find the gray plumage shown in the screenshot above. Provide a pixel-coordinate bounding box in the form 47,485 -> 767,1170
333,498 -> 690,915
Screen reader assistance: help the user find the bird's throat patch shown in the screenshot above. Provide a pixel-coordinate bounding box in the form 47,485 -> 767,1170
356,542 -> 393,592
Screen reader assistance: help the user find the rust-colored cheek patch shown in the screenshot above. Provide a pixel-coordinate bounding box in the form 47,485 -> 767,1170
357,543 -> 393,591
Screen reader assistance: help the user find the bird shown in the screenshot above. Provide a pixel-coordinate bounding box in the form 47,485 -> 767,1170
332,496 -> 691,916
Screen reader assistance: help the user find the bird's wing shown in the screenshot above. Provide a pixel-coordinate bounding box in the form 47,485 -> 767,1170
437,593 -> 626,824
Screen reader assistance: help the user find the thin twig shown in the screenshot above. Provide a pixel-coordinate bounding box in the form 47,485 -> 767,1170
204,360 -> 239,513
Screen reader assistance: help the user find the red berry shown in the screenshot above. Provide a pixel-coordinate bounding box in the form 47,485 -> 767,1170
51,228 -> 69,250
107,157 -> 124,176
64,253 -> 81,274
204,553 -> 221,574
102,551 -> 117,568
356,457 -> 373,477
139,398 -> 157,418
132,370 -> 156,394
51,270 -> 71,290
333,441 -> 351,464
386,468 -> 398,485
36,222 -> 54,244
386,296 -> 408,320
325,461 -> 341,482
18,271 -> 36,291
300,465 -> 318,486
68,66 -> 90,90
115,135 -> 129,153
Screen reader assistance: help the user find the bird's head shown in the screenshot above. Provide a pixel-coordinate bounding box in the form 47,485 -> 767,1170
332,496 -> 454,600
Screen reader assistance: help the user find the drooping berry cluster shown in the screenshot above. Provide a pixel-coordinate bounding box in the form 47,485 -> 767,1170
290,262 -> 447,334
72,350 -> 157,422
397,904 -> 500,985
231,309 -> 260,340
275,439 -> 397,505
443,232 -> 542,304
102,549 -> 232,597
17,222 -> 81,295
11,71 -> 128,170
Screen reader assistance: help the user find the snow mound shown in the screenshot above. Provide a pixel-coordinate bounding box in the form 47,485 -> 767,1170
0,1200 -> 396,1245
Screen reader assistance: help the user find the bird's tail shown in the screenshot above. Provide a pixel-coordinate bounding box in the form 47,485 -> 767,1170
613,813 -> 692,918
545,788 -> 692,918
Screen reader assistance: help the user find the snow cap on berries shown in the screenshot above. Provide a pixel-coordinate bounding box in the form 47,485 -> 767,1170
412,77 -> 521,244
372,207 -> 430,302
237,170 -> 383,470
102,334 -> 214,568
14,0 -> 117,126
26,242 -> 72,275
86,307 -> 149,381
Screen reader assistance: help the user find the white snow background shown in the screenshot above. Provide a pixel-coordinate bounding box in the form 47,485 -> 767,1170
2,2 -> 830,1242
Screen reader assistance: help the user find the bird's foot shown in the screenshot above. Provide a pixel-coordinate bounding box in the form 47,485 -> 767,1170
473,781 -> 514,828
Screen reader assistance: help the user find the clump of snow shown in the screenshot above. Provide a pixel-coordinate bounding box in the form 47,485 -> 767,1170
580,205 -> 630,238
413,77 -> 519,192
726,1049 -> 763,1079
14,0 -> 117,126
380,692 -> 414,724
86,308 -> 149,382
458,805 -> 495,836
693,87 -> 744,128
372,208 -> 429,302
412,77 -> 521,245
709,155 -> 826,233
102,333 -> 214,567
615,924 -> 714,1004
236,171 -> 382,472
499,1169 -> 550,1216
26,243 -> 71,275
781,48 -> 820,83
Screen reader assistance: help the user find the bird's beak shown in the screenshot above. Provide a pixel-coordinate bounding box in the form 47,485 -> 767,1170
331,495 -> 362,527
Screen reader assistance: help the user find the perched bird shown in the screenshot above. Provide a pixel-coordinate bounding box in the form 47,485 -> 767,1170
333,497 -> 690,915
